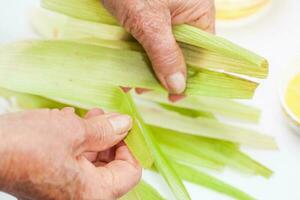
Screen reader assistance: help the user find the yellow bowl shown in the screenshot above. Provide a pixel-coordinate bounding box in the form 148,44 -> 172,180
280,57 -> 300,133
216,0 -> 272,20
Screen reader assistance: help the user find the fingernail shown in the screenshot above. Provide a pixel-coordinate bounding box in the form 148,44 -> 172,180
108,114 -> 132,135
165,72 -> 186,94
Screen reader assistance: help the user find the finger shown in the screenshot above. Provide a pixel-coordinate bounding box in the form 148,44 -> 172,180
106,1 -> 187,94
82,113 -> 132,152
121,87 -> 132,93
83,108 -> 105,162
85,108 -> 104,119
168,94 -> 186,102
96,148 -> 116,163
97,142 -> 142,198
135,88 -> 151,94
84,152 -> 98,162
136,23 -> 186,94
94,161 -> 107,167
61,107 -> 75,114
84,149 -> 115,163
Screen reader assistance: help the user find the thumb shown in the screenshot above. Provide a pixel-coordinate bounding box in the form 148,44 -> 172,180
82,113 -> 132,152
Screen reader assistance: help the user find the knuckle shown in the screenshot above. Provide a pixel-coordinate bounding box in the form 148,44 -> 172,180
151,43 -> 184,74
50,109 -> 86,142
85,117 -> 113,143
122,7 -> 170,42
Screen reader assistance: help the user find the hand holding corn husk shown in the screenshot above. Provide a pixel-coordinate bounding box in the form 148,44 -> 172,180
0,108 -> 141,200
102,0 -> 215,94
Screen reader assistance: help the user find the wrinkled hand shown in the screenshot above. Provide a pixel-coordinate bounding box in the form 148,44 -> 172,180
103,0 -> 215,94
0,108 -> 141,200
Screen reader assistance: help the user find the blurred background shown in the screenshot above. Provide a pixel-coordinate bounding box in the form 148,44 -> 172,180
0,0 -> 300,199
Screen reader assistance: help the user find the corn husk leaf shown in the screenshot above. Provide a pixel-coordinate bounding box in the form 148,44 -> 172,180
124,94 -> 191,200
41,0 -> 118,25
173,163 -> 255,200
140,103 -> 277,149
0,86 -> 67,110
120,180 -> 165,200
0,40 -> 259,99
31,9 -> 132,40
160,144 -> 224,171
152,126 -> 273,178
31,9 -> 268,78
40,0 -> 268,76
137,91 -> 260,122
159,103 -> 216,119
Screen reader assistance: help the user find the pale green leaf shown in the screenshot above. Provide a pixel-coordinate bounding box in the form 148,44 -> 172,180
0,40 -> 258,98
31,9 -> 268,78
139,103 -> 277,149
124,94 -> 191,200
137,91 -> 261,122
120,180 -> 165,200
173,163 -> 255,200
40,0 -> 268,77
152,126 -> 273,178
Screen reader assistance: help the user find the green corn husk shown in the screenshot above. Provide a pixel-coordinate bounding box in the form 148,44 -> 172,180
120,180 -> 165,200
0,86 -> 67,110
0,36 -> 268,146
172,163 -> 255,200
136,91 -> 260,122
152,126 -> 273,178
124,95 -> 191,200
0,40 -> 259,99
31,9 -> 132,40
31,9 -> 268,78
41,0 -> 119,25
160,144 -> 224,171
159,103 -> 216,119
140,103 -> 277,149
0,38 -> 272,146
40,0 -> 268,74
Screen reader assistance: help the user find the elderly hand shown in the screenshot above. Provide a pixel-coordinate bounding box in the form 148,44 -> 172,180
0,108 -> 141,200
102,0 -> 215,94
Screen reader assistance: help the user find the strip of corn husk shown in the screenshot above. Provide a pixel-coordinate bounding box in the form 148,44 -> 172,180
40,0 -> 268,70
140,103 -> 277,149
31,9 -> 268,78
120,180 -> 165,200
152,126 -> 273,178
0,40 -> 259,99
136,91 -> 261,122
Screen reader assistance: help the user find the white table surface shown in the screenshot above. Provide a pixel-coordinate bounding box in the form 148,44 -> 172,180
1,0 -> 300,199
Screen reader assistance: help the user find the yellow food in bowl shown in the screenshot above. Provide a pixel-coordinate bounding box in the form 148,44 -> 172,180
216,0 -> 272,19
285,73 -> 300,120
